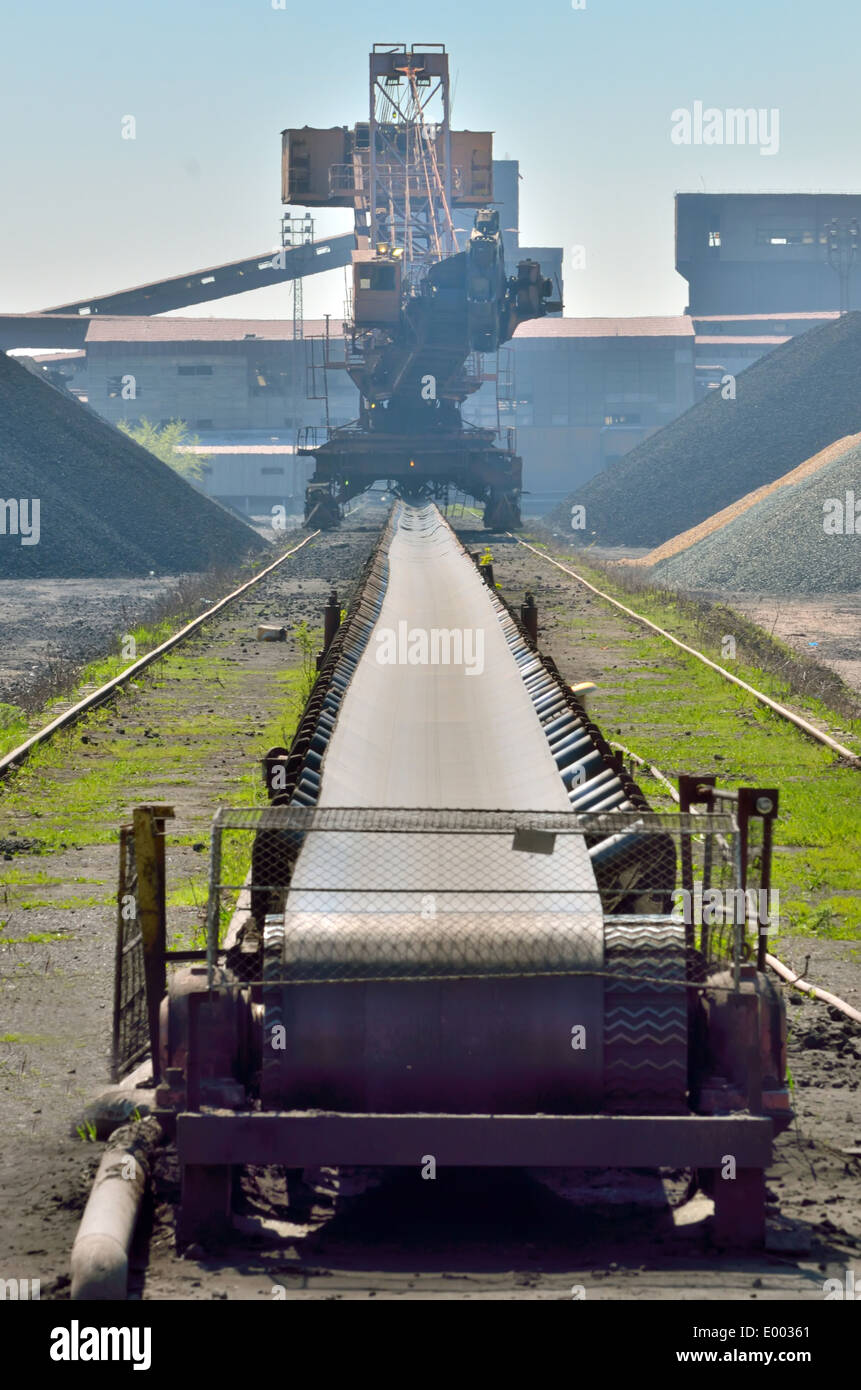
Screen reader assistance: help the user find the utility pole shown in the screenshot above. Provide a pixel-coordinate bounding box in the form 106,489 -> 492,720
281,212 -> 314,339
825,217 -> 859,313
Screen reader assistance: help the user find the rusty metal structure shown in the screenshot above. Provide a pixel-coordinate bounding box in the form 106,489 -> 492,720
115,501 -> 791,1250
284,44 -> 560,529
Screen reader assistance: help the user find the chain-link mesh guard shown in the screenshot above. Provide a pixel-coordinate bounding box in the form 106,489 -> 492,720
111,824 -> 149,1080
208,806 -> 743,989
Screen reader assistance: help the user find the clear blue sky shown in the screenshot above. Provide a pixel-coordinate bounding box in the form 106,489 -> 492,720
2,0 -> 859,322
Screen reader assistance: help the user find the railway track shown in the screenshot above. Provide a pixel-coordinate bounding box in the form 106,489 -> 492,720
0,531 -> 321,782
509,535 -> 860,766
7,505 -> 855,785
72,497 -> 801,1299
3,501 -> 855,1300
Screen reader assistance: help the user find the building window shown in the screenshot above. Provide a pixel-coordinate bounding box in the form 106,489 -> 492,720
260,467 -> 285,476
708,229 -> 721,248
177,365 -> 214,376
249,362 -> 291,396
196,419 -> 213,428
359,264 -> 396,292
604,413 -> 641,425
755,229 -> 809,246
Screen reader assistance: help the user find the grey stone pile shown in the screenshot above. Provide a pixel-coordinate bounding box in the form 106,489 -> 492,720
550,312 -> 861,548
652,442 -> 860,593
0,352 -> 268,578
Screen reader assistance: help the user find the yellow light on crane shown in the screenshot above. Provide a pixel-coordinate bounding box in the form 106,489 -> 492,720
409,459 -> 415,467
392,247 -> 404,259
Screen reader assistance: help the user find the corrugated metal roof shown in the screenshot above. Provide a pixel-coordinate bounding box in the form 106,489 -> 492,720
30,350 -> 86,362
514,316 -> 695,339
175,444 -> 298,454
85,318 -> 331,343
693,313 -> 839,323
695,335 -> 790,346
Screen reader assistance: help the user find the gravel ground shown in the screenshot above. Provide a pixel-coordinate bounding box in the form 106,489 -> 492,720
0,518 -> 371,708
652,444 -> 861,593
1,505 -> 856,1302
725,594 -> 861,695
0,352 -> 267,577
549,312 -> 861,547
0,517 -> 377,1297
0,576 -> 183,704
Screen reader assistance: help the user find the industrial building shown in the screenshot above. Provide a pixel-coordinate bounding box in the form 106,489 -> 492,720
33,305 -> 836,520
676,193 -> 861,314
11,189 -> 857,518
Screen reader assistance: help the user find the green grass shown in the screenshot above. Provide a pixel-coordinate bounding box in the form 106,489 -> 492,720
168,670 -> 310,952
0,621 -> 313,957
0,616 -> 188,762
515,545 -> 861,943
0,871 -> 64,887
12,894 -> 115,910
1,931 -> 71,944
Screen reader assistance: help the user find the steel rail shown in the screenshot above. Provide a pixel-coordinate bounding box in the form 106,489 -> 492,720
513,537 -> 860,766
0,531 -> 320,782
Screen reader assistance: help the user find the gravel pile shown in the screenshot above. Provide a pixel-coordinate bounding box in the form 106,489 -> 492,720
637,435 -> 861,568
550,312 -> 861,547
0,352 -> 267,577
652,442 -> 861,592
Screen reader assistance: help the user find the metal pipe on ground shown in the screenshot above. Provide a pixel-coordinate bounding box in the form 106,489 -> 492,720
765,954 -> 861,1025
70,1116 -> 163,1301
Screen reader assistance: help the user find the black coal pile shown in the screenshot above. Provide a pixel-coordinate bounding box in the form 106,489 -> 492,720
652,442 -> 861,592
0,353 -> 268,577
551,312 -> 861,548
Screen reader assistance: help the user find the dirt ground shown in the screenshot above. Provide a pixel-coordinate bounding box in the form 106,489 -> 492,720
0,520 -> 376,1298
0,509 -> 858,1302
0,576 -> 181,704
722,593 -> 861,696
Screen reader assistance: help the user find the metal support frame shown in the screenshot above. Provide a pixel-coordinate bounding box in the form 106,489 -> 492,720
678,774 -> 715,961
677,778 -> 779,973
369,44 -> 455,277
132,805 -> 174,1084
176,1109 -> 774,1248
177,1110 -> 773,1169
737,787 -> 779,972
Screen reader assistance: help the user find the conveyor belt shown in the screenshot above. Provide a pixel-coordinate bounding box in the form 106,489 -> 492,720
262,503 -> 687,1115
286,504 -> 603,971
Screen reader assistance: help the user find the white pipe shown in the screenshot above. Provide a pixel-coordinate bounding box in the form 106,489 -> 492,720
765,953 -> 861,1025
70,1128 -> 156,1301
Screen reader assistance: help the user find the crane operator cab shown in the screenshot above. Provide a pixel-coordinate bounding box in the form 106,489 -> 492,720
352,246 -> 403,327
